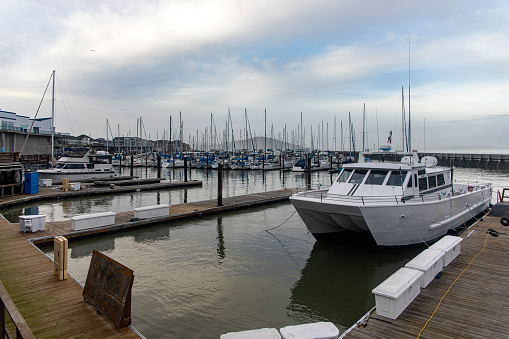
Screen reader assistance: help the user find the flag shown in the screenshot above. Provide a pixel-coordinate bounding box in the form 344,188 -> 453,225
387,131 -> 392,144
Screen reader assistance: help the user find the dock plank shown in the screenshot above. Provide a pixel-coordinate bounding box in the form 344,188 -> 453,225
344,215 -> 509,339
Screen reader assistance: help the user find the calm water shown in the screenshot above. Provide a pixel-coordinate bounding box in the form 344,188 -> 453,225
5,166 -> 509,338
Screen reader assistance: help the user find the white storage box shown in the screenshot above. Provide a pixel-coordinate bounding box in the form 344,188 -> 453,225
39,178 -> 52,187
69,182 -> 81,191
372,267 -> 423,320
430,235 -> 463,267
280,322 -> 339,339
71,212 -> 116,231
134,204 -> 170,219
19,214 -> 47,232
405,248 -> 445,288
220,328 -> 281,339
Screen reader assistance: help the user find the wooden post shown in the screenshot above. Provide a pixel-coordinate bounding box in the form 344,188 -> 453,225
217,163 -> 223,206
184,157 -> 188,182
330,154 -> 333,170
130,155 -> 134,177
157,154 -> 161,179
306,154 -> 312,190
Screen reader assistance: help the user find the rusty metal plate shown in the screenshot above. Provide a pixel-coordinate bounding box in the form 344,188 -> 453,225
83,250 -> 134,328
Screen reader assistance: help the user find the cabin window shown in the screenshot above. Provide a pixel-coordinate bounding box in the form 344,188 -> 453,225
437,174 -> 445,186
408,174 -> 413,188
418,170 -> 425,176
349,169 -> 368,184
428,176 -> 437,189
365,170 -> 388,185
337,169 -> 354,183
419,177 -> 428,191
387,171 -> 407,186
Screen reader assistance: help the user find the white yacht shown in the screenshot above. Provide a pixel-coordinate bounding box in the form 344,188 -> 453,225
290,152 -> 491,247
38,151 -> 118,182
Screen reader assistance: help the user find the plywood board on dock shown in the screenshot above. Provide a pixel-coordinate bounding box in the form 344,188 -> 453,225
344,215 -> 509,339
0,218 -> 141,338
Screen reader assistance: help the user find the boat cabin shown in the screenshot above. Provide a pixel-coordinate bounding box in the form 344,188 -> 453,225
328,154 -> 452,198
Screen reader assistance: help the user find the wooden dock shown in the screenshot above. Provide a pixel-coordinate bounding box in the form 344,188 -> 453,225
0,189 -> 293,337
344,213 -> 509,339
0,180 -> 203,209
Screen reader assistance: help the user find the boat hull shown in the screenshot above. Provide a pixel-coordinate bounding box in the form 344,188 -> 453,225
290,186 -> 491,247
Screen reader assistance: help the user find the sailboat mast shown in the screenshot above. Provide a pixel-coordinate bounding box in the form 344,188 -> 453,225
362,103 -> 365,152
51,70 -> 55,159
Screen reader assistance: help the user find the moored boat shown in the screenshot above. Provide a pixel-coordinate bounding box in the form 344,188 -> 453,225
38,151 -> 118,182
290,152 -> 491,247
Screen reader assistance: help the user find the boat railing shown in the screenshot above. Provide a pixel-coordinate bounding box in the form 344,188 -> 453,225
293,183 -> 491,205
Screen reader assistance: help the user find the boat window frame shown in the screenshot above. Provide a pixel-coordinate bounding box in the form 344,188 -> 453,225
418,177 -> 428,191
428,175 -> 437,189
348,169 -> 369,184
365,169 -> 389,185
337,168 -> 354,183
386,170 -> 408,187
437,173 -> 445,186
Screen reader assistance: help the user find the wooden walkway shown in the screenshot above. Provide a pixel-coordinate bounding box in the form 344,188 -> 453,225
11,189 -> 293,245
344,214 -> 509,339
0,189 -> 293,338
0,180 -> 203,209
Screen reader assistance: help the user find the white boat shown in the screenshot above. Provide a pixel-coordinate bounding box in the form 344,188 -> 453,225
38,151 -> 118,182
289,152 -> 491,247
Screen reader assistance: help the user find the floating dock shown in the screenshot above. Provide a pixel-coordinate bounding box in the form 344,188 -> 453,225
0,180 -> 203,209
343,212 -> 509,338
0,188 -> 293,337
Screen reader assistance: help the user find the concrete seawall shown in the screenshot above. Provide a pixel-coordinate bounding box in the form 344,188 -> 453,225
337,151 -> 509,170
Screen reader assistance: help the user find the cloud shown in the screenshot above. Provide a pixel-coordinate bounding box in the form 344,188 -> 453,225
1,0 -> 508,152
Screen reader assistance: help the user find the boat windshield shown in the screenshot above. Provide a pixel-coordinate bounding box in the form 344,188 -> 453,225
365,170 -> 389,185
337,168 -> 354,183
349,169 -> 368,184
387,170 -> 408,186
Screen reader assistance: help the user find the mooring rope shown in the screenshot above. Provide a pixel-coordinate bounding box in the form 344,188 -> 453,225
416,232 -> 490,338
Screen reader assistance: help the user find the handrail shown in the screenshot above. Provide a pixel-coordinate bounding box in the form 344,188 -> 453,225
0,280 -> 35,339
293,184 -> 491,206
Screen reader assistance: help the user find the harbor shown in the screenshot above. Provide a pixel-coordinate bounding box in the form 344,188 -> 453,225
0,164 -> 507,338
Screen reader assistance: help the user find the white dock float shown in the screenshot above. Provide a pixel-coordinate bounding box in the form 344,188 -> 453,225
372,267 -> 423,320
220,328 -> 281,339
133,204 -> 170,219
71,212 -> 116,231
430,235 -> 463,267
19,214 -> 47,232
280,322 -> 339,339
405,248 -> 445,288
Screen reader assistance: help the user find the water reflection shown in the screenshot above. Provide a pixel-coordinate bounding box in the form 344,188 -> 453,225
216,216 -> 225,264
70,237 -> 115,259
289,237 -> 422,327
133,226 -> 170,244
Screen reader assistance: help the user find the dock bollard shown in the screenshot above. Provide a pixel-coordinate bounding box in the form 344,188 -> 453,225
62,178 -> 69,192
54,236 -> 68,280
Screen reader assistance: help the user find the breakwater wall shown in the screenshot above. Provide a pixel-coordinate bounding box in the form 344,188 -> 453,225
337,152 -> 509,170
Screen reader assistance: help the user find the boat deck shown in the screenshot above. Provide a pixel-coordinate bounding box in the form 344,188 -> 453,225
344,213 -> 509,338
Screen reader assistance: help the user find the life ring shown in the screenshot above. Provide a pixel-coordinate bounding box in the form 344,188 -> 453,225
500,217 -> 509,227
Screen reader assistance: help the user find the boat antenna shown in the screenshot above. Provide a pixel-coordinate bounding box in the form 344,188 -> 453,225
408,33 -> 412,152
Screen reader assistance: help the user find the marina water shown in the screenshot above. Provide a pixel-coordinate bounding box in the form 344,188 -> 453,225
5,166 -> 507,338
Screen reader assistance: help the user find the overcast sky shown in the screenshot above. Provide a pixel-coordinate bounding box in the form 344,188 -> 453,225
1,0 -> 508,152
